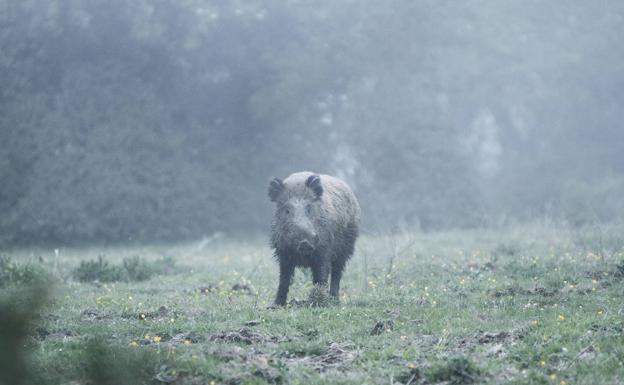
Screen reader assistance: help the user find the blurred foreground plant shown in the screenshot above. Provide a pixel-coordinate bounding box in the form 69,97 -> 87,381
0,282 -> 49,385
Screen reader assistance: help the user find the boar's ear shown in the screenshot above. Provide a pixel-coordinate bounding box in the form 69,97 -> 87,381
305,174 -> 323,199
268,178 -> 284,202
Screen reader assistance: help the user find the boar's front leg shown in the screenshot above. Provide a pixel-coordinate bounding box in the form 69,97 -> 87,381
274,259 -> 295,306
329,258 -> 346,299
310,256 -> 330,288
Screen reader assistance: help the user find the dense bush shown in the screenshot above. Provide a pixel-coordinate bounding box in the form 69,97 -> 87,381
72,255 -> 178,283
72,256 -> 124,283
0,257 -> 49,288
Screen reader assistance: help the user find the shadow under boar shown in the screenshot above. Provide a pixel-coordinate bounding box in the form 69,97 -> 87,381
268,171 -> 360,306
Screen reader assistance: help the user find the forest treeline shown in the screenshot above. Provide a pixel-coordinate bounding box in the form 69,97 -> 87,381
1,1 -> 623,245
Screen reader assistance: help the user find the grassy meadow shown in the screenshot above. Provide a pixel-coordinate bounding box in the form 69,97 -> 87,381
2,223 -> 624,385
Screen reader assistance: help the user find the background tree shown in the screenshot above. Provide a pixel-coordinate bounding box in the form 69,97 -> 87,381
1,0 -> 623,245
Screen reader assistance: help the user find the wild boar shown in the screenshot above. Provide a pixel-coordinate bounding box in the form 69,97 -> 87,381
268,171 -> 360,306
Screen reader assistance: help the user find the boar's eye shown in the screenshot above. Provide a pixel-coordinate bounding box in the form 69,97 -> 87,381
283,206 -> 291,215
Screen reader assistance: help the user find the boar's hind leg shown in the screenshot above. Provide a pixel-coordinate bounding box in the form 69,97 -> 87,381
330,224 -> 358,298
275,260 -> 295,306
329,258 -> 346,298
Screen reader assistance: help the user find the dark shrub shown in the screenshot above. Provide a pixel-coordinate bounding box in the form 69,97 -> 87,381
73,256 -> 180,283
73,256 -> 124,283
0,256 -> 49,288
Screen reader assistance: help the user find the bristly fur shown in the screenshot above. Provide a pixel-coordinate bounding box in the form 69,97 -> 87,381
268,171 -> 360,306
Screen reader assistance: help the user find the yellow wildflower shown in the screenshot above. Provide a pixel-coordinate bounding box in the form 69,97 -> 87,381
153,336 -> 162,343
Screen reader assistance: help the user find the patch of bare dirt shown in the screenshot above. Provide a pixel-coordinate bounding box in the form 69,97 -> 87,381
589,321 -> 624,335
35,327 -> 77,341
371,319 -> 394,335
489,287 -> 519,298
477,331 -> 513,344
231,283 -> 254,294
203,342 -> 356,383
209,327 -> 293,345
577,345 -> 596,361
207,347 -> 281,384
458,329 -> 522,357
489,286 -> 558,298
169,332 -> 202,345
120,305 -> 174,321
282,342 -> 357,373
197,284 -> 218,294
81,309 -> 112,321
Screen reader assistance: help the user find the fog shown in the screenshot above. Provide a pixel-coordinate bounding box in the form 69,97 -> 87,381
1,1 -> 623,246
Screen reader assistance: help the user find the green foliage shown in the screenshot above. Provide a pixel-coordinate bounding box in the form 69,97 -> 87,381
122,256 -> 156,282
0,256 -> 49,288
149,255 -> 182,275
72,256 -> 125,283
72,255 -> 178,282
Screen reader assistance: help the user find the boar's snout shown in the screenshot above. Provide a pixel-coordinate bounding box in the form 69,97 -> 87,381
297,239 -> 315,255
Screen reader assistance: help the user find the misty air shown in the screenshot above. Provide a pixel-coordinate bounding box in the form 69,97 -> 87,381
1,2 -> 623,384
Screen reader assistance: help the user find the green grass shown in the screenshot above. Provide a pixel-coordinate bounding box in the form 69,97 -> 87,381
2,222 -> 624,384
